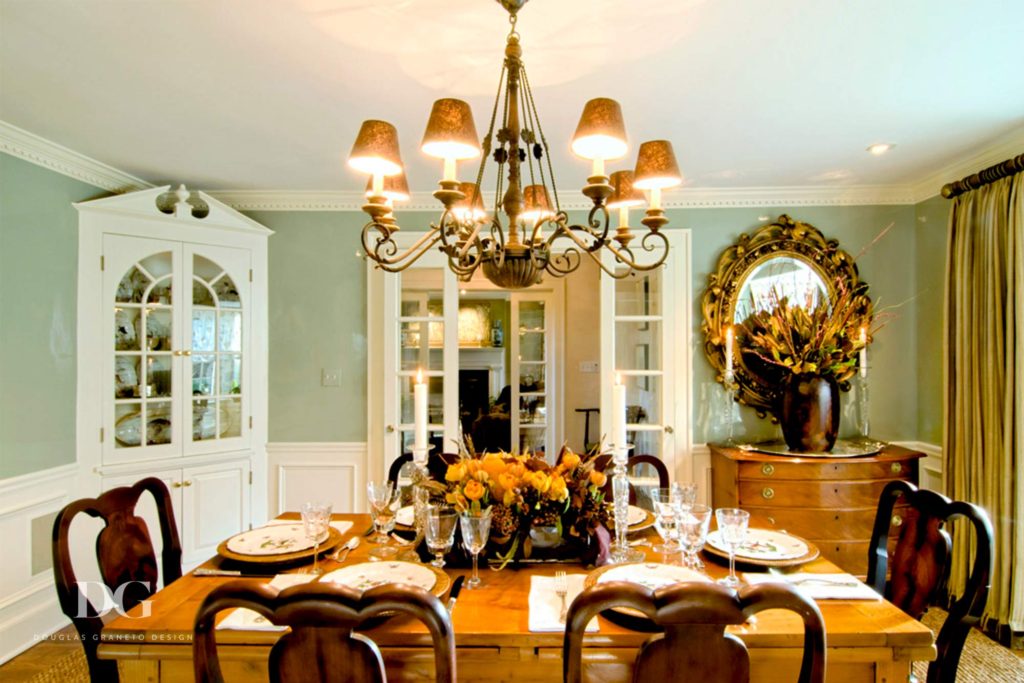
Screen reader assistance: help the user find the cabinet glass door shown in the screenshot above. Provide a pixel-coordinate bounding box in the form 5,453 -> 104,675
106,235 -> 181,463
185,245 -> 251,454
511,293 -> 554,457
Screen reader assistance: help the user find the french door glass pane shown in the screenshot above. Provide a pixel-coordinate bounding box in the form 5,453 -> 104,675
398,268 -> 445,457
614,320 -> 661,371
615,270 -> 661,317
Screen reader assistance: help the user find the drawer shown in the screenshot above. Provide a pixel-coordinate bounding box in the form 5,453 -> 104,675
738,479 -> 896,508
738,458 -> 917,481
746,504 -> 911,540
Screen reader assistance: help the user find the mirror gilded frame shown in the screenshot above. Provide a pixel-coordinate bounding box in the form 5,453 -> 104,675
700,214 -> 870,416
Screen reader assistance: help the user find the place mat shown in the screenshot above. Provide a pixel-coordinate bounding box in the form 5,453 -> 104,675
528,574 -> 598,633
217,574 -> 317,630
744,572 -> 882,601
217,525 -> 343,565
320,561 -> 450,598
705,528 -> 819,567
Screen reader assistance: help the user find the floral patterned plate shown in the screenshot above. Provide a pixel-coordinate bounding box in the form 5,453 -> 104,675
607,505 -> 656,533
704,528 -> 819,567
217,524 -> 343,564
320,561 -> 449,598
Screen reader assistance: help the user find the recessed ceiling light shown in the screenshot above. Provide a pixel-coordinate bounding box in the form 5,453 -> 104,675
867,143 -> 895,156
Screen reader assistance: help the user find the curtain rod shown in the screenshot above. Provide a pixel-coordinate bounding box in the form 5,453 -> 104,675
942,153 -> 1024,199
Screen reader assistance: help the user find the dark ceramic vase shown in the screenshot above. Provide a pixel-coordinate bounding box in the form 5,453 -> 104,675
778,374 -> 840,452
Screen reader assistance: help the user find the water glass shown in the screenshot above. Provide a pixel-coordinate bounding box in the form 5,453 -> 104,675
677,503 -> 712,571
300,501 -> 332,576
651,489 -> 681,558
716,507 -> 750,588
425,507 -> 458,568
670,482 -> 698,510
366,480 -> 398,559
459,508 -> 492,589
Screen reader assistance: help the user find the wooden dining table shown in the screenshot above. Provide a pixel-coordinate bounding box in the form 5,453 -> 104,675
99,513 -> 935,682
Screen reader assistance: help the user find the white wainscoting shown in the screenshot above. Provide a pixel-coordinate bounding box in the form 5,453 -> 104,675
894,441 -> 944,493
266,442 -> 368,517
0,464 -> 80,664
690,444 -> 713,506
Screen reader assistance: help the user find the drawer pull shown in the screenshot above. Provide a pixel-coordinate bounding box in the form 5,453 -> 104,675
761,463 -> 775,476
761,487 -> 775,500
891,462 -> 903,475
891,514 -> 903,527
767,517 -> 776,526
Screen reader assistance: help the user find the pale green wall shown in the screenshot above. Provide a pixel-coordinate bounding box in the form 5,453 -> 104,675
914,195 -> 949,444
0,153 -> 107,478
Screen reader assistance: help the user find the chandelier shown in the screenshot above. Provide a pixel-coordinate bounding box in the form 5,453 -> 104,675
347,0 -> 682,289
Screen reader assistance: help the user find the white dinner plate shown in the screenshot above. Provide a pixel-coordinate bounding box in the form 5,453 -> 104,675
626,505 -> 646,526
225,524 -> 327,556
595,563 -> 710,591
395,505 -> 415,527
321,561 -> 437,593
706,528 -> 810,561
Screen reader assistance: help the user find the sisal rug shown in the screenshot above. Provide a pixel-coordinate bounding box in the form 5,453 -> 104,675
25,648 -> 88,683
913,608 -> 1024,682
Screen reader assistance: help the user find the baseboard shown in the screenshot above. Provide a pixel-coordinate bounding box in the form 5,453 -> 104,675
0,464 -> 79,664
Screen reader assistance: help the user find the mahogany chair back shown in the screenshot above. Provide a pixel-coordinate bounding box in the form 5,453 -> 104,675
387,452 -> 459,487
866,480 -> 993,683
595,454 -> 670,505
564,581 -> 825,683
52,476 -> 182,682
194,581 -> 456,683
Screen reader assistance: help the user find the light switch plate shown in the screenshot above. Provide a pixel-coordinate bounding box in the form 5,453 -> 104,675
321,369 -> 341,387
579,361 -> 599,373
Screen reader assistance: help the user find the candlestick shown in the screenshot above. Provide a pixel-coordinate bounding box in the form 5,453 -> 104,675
859,326 -> 868,378
724,325 -> 734,379
414,369 -> 428,453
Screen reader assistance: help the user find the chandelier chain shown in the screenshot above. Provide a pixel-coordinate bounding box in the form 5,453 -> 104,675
521,66 -> 561,215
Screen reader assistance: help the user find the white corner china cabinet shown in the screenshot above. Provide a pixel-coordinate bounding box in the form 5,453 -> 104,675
75,185 -> 271,566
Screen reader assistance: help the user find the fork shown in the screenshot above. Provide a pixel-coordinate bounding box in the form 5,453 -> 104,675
554,571 -> 569,624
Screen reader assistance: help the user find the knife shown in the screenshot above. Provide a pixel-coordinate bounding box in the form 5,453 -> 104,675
193,568 -> 275,578
446,576 -> 465,613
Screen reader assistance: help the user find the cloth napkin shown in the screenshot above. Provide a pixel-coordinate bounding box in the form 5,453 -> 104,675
217,574 -> 317,631
528,574 -> 599,633
264,518 -> 355,535
744,572 -> 882,601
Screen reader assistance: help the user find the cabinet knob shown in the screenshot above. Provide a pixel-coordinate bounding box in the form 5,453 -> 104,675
891,462 -> 903,475
761,463 -> 775,476
761,487 -> 775,500
386,424 -> 396,433
171,481 -> 182,488
183,480 -> 193,487
172,350 -> 193,357
664,426 -> 674,435
891,514 -> 903,527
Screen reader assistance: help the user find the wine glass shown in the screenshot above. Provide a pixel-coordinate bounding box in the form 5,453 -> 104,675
459,507 -> 492,589
715,507 -> 750,588
366,480 -> 399,560
651,489 -> 681,559
671,482 -> 698,510
300,501 -> 332,576
678,503 -> 712,571
425,507 -> 458,568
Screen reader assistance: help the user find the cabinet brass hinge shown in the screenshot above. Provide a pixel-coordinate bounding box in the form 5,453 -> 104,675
249,416 -> 253,429
249,269 -> 253,282
100,427 -> 104,443
249,471 -> 253,485
100,255 -> 105,271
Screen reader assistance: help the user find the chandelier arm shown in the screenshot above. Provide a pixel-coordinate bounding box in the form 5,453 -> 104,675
544,245 -> 582,278
360,221 -> 445,272
601,230 -> 672,272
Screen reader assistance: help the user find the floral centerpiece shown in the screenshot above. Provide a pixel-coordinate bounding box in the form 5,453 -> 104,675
443,444 -> 611,567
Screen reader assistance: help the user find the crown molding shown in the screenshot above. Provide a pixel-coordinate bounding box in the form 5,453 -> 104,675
0,120 -> 152,193
210,184 -> 920,212
908,125 -> 1024,203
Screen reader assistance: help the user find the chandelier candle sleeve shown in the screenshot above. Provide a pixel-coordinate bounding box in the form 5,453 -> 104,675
725,325 -> 734,378
414,370 -> 428,454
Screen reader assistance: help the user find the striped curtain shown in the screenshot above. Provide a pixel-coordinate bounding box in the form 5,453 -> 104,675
943,171 -> 1023,631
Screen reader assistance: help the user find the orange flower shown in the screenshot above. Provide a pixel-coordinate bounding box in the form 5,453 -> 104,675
548,475 -> 568,501
481,453 -> 507,480
589,469 -> 607,488
445,462 -> 468,482
561,450 -> 581,469
464,479 -> 485,501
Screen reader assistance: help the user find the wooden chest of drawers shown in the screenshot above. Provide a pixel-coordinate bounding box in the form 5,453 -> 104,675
709,444 -> 924,577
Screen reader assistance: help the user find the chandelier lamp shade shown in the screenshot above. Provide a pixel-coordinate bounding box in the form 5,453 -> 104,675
348,0 -> 681,288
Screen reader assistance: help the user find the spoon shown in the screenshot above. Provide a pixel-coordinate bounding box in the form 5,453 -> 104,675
330,536 -> 360,562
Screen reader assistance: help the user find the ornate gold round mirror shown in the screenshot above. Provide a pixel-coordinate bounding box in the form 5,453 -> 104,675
701,214 -> 871,416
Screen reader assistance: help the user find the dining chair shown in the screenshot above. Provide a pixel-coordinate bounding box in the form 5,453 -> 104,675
387,451 -> 459,486
52,476 -> 182,683
866,480 -> 993,683
563,580 -> 826,683
595,454 -> 670,505
194,580 -> 456,683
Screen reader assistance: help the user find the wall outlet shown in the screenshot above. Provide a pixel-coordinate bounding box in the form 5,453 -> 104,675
321,369 -> 341,387
579,361 -> 599,373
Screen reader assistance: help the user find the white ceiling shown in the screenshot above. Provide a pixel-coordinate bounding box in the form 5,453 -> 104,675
2,0 -> 1023,197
